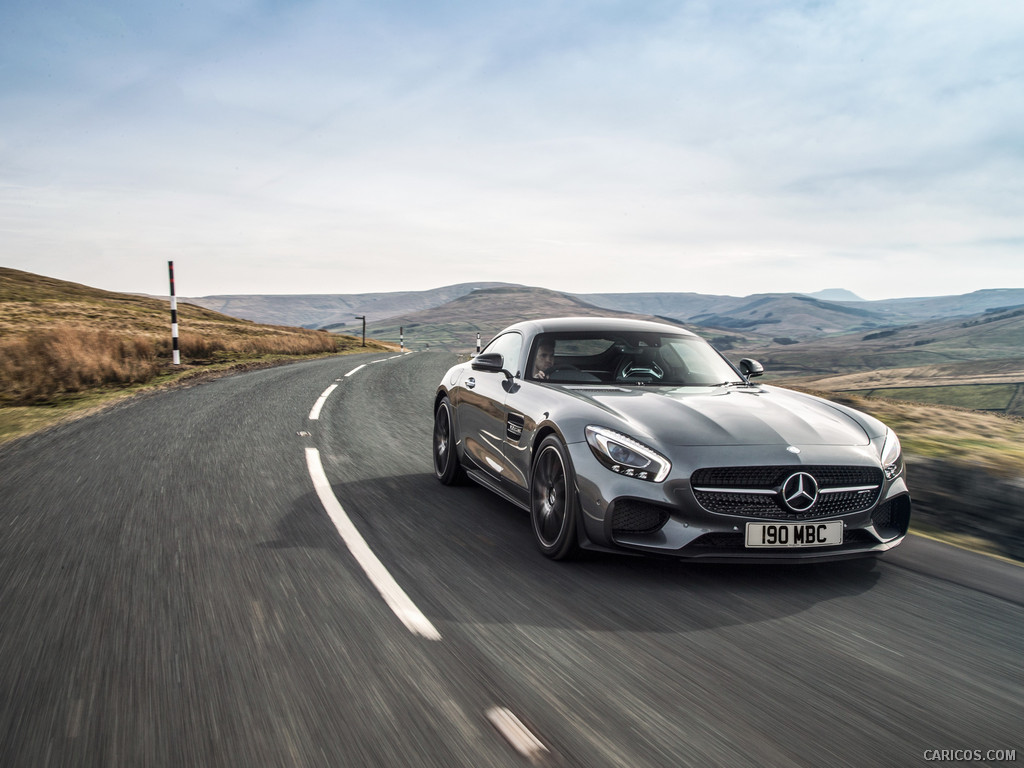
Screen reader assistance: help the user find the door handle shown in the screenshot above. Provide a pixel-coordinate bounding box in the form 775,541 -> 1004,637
466,377 -> 476,389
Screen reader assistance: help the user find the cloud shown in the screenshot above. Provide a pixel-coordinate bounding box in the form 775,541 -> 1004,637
1,0 -> 1022,299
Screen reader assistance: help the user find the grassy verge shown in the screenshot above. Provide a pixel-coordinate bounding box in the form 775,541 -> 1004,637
909,521 -> 1023,566
843,383 -> 1020,414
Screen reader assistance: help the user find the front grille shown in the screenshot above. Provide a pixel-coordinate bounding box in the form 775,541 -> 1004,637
611,500 -> 670,534
690,465 -> 883,519
696,492 -> 779,516
819,491 -> 881,517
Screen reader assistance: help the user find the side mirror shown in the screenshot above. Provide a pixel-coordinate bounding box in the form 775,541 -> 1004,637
739,358 -> 764,378
472,353 -> 514,380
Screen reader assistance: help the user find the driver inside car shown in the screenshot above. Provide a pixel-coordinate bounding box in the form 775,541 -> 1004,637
532,339 -> 556,379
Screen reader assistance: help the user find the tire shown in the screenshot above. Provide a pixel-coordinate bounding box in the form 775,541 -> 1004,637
530,435 -> 580,560
433,396 -> 465,485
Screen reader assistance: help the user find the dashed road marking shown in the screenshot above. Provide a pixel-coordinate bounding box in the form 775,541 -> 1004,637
486,707 -> 549,764
308,384 -> 338,421
344,364 -> 367,378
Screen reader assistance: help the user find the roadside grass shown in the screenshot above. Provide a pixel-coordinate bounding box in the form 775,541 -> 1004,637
0,325 -> 381,404
845,383 -> 1018,412
909,522 -> 1023,566
0,385 -> 159,445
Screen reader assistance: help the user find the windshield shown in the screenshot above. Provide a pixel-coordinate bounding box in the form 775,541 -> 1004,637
527,331 -> 744,386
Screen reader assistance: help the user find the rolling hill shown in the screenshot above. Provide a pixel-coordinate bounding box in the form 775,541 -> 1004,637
355,285 -> 772,350
573,291 -> 984,340
1,267 -> 259,338
185,282 -> 515,329
736,303 -> 1024,375
730,303 -> 1024,415
184,283 -> 1024,345
831,289 -> 1024,325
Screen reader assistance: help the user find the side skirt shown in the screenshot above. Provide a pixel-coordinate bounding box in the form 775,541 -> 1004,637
464,469 -> 530,512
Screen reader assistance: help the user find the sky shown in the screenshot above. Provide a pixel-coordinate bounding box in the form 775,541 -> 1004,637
2,0 -> 1023,300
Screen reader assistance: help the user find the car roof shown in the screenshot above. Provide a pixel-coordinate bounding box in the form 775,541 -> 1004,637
498,316 -> 699,338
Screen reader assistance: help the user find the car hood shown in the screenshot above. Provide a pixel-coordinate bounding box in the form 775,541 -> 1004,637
565,384 -> 872,447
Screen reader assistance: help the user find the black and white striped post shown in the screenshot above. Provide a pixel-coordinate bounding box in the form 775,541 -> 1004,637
400,326 -> 404,352
168,261 -> 180,365
476,332 -> 481,354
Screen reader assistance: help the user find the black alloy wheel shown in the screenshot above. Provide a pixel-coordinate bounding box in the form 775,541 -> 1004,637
530,435 -> 579,560
433,396 -> 464,485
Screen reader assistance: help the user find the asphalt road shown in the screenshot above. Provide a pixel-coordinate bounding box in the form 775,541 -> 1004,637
1,350 -> 1021,767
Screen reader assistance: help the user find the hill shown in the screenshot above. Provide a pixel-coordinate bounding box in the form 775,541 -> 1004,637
186,282 -> 515,329
355,285 -> 773,350
574,291 -> 890,340
737,303 -> 1024,375
833,289 -> 1024,325
360,286 -> 645,349
804,288 -> 864,302
2,267 -> 266,338
733,303 -> 1024,416
182,284 -> 1024,344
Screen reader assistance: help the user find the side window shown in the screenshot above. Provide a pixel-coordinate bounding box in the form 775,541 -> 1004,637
481,332 -> 524,377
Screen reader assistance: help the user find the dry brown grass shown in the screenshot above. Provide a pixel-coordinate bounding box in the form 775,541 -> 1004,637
0,324 -> 351,403
175,328 -> 338,359
0,327 -> 162,402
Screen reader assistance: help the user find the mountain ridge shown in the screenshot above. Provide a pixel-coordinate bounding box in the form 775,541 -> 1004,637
186,284 -> 1024,343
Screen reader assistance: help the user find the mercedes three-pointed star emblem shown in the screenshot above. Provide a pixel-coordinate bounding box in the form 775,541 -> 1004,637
781,471 -> 819,512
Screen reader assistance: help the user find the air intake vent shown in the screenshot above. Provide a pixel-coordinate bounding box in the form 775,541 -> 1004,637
611,500 -> 670,534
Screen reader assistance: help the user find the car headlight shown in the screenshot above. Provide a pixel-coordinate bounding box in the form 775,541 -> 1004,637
880,428 -> 903,480
585,426 -> 671,483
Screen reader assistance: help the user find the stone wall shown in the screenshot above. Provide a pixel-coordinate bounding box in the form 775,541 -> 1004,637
906,455 -> 1024,561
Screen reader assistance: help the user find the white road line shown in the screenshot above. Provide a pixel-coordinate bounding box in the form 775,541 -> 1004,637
344,364 -> 367,378
308,384 -> 338,421
305,447 -> 441,641
486,707 -> 549,764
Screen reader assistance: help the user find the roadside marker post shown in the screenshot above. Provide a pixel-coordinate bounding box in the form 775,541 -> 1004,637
476,332 -> 481,354
168,261 -> 180,365
400,326 -> 404,352
354,315 -> 366,347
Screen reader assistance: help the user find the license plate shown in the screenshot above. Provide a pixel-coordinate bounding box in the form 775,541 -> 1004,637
745,521 -> 843,548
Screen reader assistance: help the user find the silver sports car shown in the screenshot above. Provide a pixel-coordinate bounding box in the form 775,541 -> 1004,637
433,317 -> 911,562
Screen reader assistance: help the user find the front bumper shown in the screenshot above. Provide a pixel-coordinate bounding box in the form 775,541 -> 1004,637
567,441 -> 912,563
